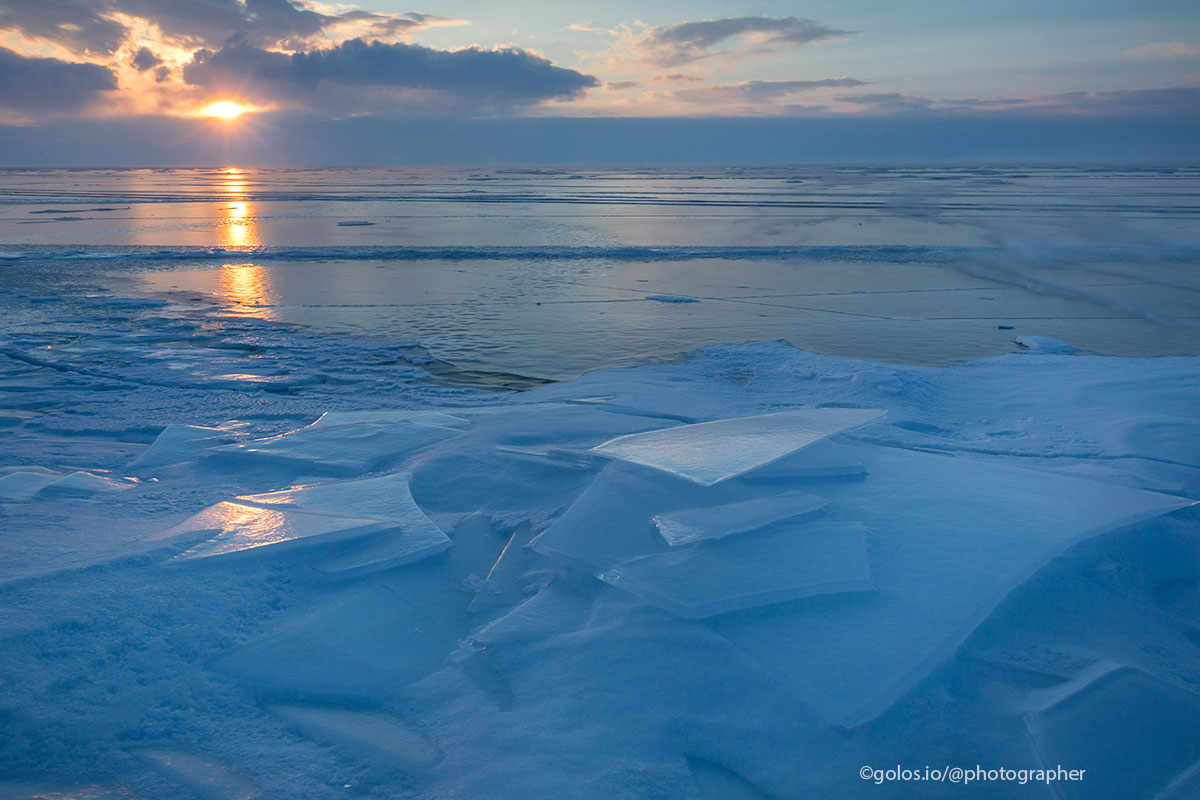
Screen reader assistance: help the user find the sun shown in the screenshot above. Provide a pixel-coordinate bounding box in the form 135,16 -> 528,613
204,101 -> 247,120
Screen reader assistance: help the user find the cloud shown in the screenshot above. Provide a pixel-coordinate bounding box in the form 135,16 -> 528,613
642,16 -> 855,66
131,47 -> 161,71
836,92 -> 935,113
182,37 -> 599,112
0,0 -> 128,55
1124,42 -> 1200,60
0,46 -> 117,111
672,78 -> 867,104
0,0 -> 465,53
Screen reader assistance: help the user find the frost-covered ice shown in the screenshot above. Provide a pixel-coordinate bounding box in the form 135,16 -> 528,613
653,490 -> 829,546
589,407 -> 885,485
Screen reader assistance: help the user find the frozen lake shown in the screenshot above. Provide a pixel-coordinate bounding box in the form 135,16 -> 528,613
3,165 -> 1198,378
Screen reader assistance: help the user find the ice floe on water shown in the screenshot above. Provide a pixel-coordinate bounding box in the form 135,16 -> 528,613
1,291 -> 1199,797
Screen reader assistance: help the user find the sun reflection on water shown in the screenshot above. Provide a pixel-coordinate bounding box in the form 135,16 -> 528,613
218,168 -> 258,248
217,263 -> 272,314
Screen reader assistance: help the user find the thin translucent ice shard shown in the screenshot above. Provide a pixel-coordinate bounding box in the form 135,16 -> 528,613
237,472 -> 452,572
207,417 -> 462,477
709,447 -> 1196,728
602,521 -> 871,618
305,409 -> 470,431
1024,668 -> 1200,800
589,408 -> 885,485
654,490 -> 828,546
156,501 -> 396,561
126,423 -> 235,474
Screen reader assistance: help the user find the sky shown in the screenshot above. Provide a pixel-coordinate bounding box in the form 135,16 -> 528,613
0,0 -> 1197,164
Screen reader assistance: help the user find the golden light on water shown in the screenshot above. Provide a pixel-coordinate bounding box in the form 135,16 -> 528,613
205,101 -> 247,119
218,167 -> 258,248
217,263 -> 269,311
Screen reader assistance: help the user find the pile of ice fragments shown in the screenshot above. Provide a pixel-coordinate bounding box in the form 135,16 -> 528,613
129,398 -> 1191,733
11,361 -> 1197,798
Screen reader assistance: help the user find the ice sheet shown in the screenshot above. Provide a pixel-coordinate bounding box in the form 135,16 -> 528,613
589,408 -> 885,485
237,472 -> 452,571
207,418 -> 463,477
653,490 -> 828,546
601,521 -> 871,618
707,447 -> 1196,727
155,501 -> 398,561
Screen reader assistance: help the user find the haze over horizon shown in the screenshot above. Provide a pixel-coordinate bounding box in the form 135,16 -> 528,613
0,0 -> 1197,164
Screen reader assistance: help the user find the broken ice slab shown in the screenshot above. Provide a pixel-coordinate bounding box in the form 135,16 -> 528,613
589,407 -> 885,485
602,521 -> 871,618
130,748 -> 257,800
269,704 -> 442,774
126,424 -> 236,474
40,470 -> 133,497
219,584 -> 456,701
1025,667 -> 1200,800
653,490 -> 828,547
155,501 -> 399,562
205,417 -> 464,477
738,439 -> 866,481
304,409 -> 470,430
493,444 -> 598,469
237,472 -> 452,572
534,462 -> 787,577
0,470 -> 59,502
706,447 -> 1196,728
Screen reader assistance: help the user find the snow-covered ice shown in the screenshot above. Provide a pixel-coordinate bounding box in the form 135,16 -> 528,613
0,469 -> 60,501
589,407 -> 885,485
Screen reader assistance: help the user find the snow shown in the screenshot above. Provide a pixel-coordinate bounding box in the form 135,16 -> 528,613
653,489 -> 829,546
0,470 -> 61,501
589,407 -> 885,485
1024,667 -> 1200,799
